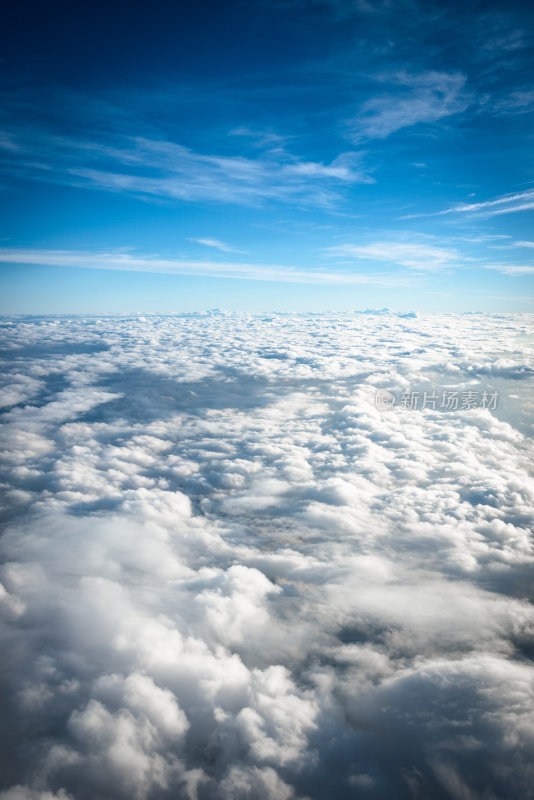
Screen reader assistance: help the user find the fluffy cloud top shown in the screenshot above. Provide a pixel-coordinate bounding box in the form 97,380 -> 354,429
0,312 -> 533,799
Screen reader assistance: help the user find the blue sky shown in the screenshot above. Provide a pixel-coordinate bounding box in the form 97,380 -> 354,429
1,0 -> 533,312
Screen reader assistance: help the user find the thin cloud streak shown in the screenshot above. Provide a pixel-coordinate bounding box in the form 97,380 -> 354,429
328,240 -> 460,270
402,189 -> 534,219
0,248 -> 414,286
441,190 -> 534,216
483,263 -> 534,275
328,240 -> 533,276
188,238 -> 244,253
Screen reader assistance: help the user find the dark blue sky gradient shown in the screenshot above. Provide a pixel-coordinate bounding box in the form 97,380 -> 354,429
1,0 -> 533,311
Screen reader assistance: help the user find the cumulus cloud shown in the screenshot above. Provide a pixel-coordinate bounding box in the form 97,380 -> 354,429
0,312 -> 533,799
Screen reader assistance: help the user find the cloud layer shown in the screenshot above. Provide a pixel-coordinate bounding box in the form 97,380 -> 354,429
0,312 -> 533,799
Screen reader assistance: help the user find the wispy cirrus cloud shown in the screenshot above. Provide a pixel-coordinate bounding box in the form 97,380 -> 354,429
229,127 -> 288,150
483,263 -> 534,275
440,189 -> 534,217
402,189 -> 534,220
487,90 -> 534,116
0,248 -> 413,286
328,239 -> 460,270
348,71 -> 471,141
476,10 -> 527,54
188,238 -> 244,253
328,238 -> 534,276
0,121 -> 373,209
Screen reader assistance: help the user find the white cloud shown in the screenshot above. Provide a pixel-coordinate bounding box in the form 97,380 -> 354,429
0,312 -> 533,799
188,238 -> 244,253
3,124 -> 373,208
0,248 -> 414,287
483,264 -> 534,276
405,189 -> 534,219
349,71 -> 471,141
443,189 -> 534,216
328,240 -> 459,269
489,90 -> 534,116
